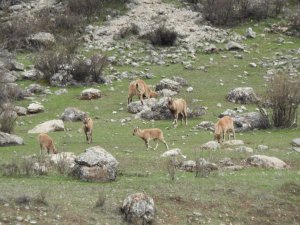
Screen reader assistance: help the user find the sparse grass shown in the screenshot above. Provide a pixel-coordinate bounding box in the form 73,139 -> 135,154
1,14 -> 300,225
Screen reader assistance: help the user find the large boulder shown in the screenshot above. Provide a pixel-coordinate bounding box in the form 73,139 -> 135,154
226,87 -> 258,104
61,107 -> 85,122
155,78 -> 181,92
233,112 -> 269,132
72,146 -> 119,182
0,132 -> 24,146
80,88 -> 101,100
246,155 -> 288,169
121,192 -> 155,224
27,32 -> 56,49
28,119 -> 65,133
27,102 -> 44,114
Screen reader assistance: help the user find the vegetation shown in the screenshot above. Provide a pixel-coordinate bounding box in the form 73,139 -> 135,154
0,0 -> 300,224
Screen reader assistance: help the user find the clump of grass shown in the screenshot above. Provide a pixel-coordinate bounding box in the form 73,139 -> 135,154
166,158 -> 177,181
55,156 -> 72,176
280,182 -> 300,196
15,194 -> 32,205
94,193 -> 106,208
34,189 -> 49,206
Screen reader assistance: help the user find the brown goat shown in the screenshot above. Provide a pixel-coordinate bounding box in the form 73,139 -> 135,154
133,127 -> 169,150
167,98 -> 188,127
83,115 -> 93,144
127,79 -> 157,105
214,116 -> 236,143
38,133 -> 57,154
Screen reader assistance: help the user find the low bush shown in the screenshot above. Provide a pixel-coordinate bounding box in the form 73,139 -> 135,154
0,104 -> 17,133
290,8 -> 300,31
145,25 -> 178,46
190,0 -> 288,26
71,54 -> 108,83
265,72 -> 300,128
67,0 -> 104,17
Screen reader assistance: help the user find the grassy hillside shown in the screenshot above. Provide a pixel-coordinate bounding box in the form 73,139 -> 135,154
1,7 -> 300,225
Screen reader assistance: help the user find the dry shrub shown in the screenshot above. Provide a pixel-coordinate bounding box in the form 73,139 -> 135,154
71,54 -> 108,83
0,17 -> 34,50
116,23 -> 140,39
146,25 -> 178,46
266,72 -> 300,128
34,189 -> 48,206
15,195 -> 32,205
0,104 -> 17,133
166,158 -> 177,181
94,193 -> 106,208
34,47 -> 72,83
290,8 -> 300,31
55,157 -> 71,176
198,0 -> 287,26
67,0 -> 104,16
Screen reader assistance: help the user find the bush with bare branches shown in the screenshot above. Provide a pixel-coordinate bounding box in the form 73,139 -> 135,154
265,72 -> 300,128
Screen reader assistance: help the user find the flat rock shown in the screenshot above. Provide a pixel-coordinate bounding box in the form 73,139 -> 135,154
235,146 -> 253,153
27,102 -> 44,114
61,107 -> 85,122
0,132 -> 24,146
201,141 -> 220,150
226,41 -> 244,51
246,155 -> 288,169
80,88 -> 101,100
161,148 -> 186,158
28,119 -> 65,133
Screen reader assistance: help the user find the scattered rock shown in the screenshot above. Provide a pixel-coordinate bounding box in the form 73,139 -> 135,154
219,157 -> 234,167
22,69 -> 44,81
257,145 -> 268,151
121,192 -> 155,224
245,27 -> 256,38
0,132 -> 24,146
72,146 -> 119,182
223,139 -> 244,146
155,78 -> 181,92
28,119 -> 65,133
27,102 -> 44,114
55,89 -> 68,95
226,41 -> 244,51
10,60 -> 24,71
235,146 -> 253,153
171,76 -> 188,87
195,121 -> 214,131
233,112 -> 269,132
157,89 -> 178,97
27,32 -> 56,49
161,148 -> 186,158
186,87 -> 193,92
226,87 -> 258,104
201,141 -> 220,150
246,155 -> 288,169
180,160 -> 196,172
219,109 -> 237,117
26,84 -> 45,94
80,88 -> 101,100
60,107 -> 85,122
204,44 -> 219,53
249,62 -> 257,68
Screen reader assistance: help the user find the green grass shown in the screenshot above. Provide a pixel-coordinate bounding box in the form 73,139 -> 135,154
1,15 -> 300,225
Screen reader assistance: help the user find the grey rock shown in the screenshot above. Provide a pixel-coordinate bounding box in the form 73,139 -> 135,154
171,76 -> 188,87
226,87 -> 258,104
14,106 -> 27,116
233,112 -> 269,132
201,141 -> 220,150
61,107 -> 85,122
27,32 -> 56,49
219,157 -> 234,167
28,119 -> 65,133
155,78 -> 181,92
223,140 -> 244,146
157,89 -> 178,97
246,155 -> 288,169
235,146 -> 253,153
220,109 -> 237,117
80,88 -> 101,100
10,60 -> 24,71
226,41 -> 244,51
22,69 -> 44,81
0,132 -> 24,146
245,27 -> 256,38
27,102 -> 44,114
72,146 -> 119,181
50,70 -> 74,87
121,192 -> 155,224
291,138 -> 300,147
161,148 -> 186,158
26,84 -> 45,94
195,121 -> 214,131
180,160 -> 196,172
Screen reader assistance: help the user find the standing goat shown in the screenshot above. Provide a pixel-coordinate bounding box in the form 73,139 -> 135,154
133,127 -> 169,150
83,114 -> 93,144
127,79 -> 157,105
167,98 -> 188,127
214,116 -> 236,143
38,133 -> 57,154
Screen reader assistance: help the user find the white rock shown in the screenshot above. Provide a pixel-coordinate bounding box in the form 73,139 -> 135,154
28,119 -> 65,133
161,148 -> 186,158
201,141 -> 220,150
246,155 -> 288,169
27,102 -> 44,114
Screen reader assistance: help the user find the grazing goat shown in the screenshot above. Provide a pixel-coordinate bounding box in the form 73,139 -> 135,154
83,115 -> 93,144
214,116 -> 236,143
38,133 -> 57,154
167,98 -> 188,127
127,79 -> 157,105
133,127 -> 169,150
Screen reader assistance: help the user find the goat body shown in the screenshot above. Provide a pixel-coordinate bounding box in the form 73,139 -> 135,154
167,98 -> 187,127
214,116 -> 235,143
83,116 -> 93,144
133,127 -> 169,150
127,79 -> 157,105
38,133 -> 57,154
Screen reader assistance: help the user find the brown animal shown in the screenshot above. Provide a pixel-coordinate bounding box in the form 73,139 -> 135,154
167,98 -> 188,127
133,127 -> 169,150
83,115 -> 93,144
214,116 -> 236,143
127,79 -> 157,105
38,133 -> 57,154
